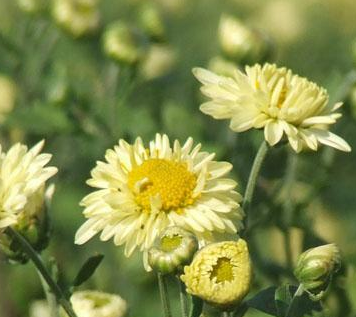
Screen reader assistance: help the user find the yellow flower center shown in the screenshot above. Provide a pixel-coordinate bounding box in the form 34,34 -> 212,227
127,159 -> 197,213
210,257 -> 234,283
160,234 -> 182,252
84,294 -> 110,308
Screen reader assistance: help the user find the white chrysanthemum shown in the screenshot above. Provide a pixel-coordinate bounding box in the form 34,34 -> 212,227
75,134 -> 243,265
194,63 -> 351,153
66,291 -> 127,317
0,141 -> 57,229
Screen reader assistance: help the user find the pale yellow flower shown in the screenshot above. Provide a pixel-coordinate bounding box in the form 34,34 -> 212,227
181,240 -> 251,308
75,134 -> 243,268
194,63 -> 351,153
0,141 -> 57,229
66,291 -> 127,317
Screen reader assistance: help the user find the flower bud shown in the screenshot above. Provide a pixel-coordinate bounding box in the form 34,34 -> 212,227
181,239 -> 251,309
148,226 -> 199,274
52,0 -> 100,38
294,244 -> 341,300
218,14 -> 272,64
0,75 -> 16,123
140,44 -> 176,80
139,3 -> 166,42
102,21 -> 148,65
60,290 -> 127,317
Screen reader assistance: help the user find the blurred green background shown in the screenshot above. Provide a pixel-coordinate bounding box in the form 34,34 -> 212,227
1,0 -> 356,316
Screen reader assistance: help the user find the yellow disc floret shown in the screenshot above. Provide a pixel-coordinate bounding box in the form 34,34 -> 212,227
127,159 -> 197,213
211,257 -> 234,283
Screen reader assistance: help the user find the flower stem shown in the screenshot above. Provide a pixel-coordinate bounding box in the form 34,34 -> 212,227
6,227 -> 78,317
158,273 -> 172,317
177,278 -> 188,317
286,285 -> 304,317
242,140 -> 269,234
38,270 -> 60,317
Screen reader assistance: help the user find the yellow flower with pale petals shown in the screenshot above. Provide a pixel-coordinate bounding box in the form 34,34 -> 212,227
194,63 -> 351,153
0,141 -> 57,229
75,134 -> 243,268
181,239 -> 251,308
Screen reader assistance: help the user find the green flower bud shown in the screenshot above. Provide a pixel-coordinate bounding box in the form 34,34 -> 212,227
139,3 -> 166,42
148,226 -> 198,275
218,14 -> 272,65
52,0 -> 100,38
102,21 -> 148,65
294,244 -> 341,300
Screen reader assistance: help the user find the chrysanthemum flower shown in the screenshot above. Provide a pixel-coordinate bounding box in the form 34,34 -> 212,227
181,239 -> 251,308
75,134 -> 243,267
61,291 -> 127,317
0,141 -> 57,229
194,63 -> 351,153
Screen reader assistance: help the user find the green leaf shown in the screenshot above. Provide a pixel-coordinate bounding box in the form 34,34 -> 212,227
72,254 -> 104,287
275,285 -> 293,317
246,286 -> 278,316
287,292 -> 322,317
189,295 -> 203,317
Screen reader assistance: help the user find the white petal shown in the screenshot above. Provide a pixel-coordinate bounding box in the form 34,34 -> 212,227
264,120 -> 284,146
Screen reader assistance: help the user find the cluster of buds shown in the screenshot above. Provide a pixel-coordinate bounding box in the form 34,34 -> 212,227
52,0 -> 100,38
294,244 -> 341,300
148,226 -> 199,274
218,14 -> 272,65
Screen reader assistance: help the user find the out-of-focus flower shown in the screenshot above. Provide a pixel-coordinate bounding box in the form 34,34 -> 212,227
102,21 -> 148,65
349,84 -> 356,120
294,244 -> 341,300
29,300 -> 51,317
0,75 -> 16,123
148,226 -> 198,274
208,56 -> 237,78
193,63 -> 351,153
218,14 -> 272,65
64,291 -> 127,317
139,3 -> 166,42
181,240 -> 251,308
140,44 -> 176,80
52,0 -> 100,38
75,134 -> 243,270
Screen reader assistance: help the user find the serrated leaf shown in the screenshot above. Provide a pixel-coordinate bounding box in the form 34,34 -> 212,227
189,295 -> 203,317
246,286 -> 278,316
73,254 -> 104,287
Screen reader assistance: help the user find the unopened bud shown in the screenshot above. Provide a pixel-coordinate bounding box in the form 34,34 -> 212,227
294,244 -> 341,300
102,21 -> 148,65
148,226 -> 198,274
52,0 -> 100,38
139,3 -> 166,42
0,75 -> 16,123
218,14 -> 272,64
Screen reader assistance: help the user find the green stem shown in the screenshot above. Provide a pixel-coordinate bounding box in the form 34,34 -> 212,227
286,285 -> 304,317
242,140 -> 269,234
6,227 -> 78,317
282,152 -> 298,269
38,270 -> 60,317
158,273 -> 172,317
177,278 -> 188,317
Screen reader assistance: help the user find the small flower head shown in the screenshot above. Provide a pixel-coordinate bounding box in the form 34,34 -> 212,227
218,15 -> 271,64
102,21 -> 148,65
75,134 -> 243,270
65,291 -> 127,317
294,244 -> 341,300
148,226 -> 198,274
0,75 -> 16,123
194,63 -> 351,153
139,3 -> 166,42
181,239 -> 251,309
52,0 -> 100,38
